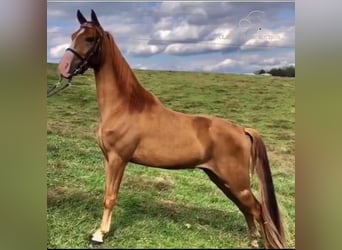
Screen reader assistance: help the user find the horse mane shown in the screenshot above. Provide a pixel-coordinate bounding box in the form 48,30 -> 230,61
102,31 -> 158,113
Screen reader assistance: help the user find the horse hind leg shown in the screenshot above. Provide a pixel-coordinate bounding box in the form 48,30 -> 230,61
202,168 -> 262,248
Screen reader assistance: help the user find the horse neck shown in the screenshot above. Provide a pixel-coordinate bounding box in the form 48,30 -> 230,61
94,33 -> 158,120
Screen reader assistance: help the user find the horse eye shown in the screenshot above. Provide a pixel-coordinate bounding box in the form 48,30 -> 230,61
85,37 -> 95,42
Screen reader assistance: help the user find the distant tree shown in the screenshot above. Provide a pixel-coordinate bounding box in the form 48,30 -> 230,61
269,68 -> 282,76
254,69 -> 266,75
285,65 -> 295,77
254,66 -> 295,77
267,66 -> 295,77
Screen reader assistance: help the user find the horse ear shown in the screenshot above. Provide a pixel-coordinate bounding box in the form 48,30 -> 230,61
91,9 -> 100,26
77,9 -> 87,24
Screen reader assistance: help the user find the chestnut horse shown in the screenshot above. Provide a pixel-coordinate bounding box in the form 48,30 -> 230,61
57,9 -> 286,248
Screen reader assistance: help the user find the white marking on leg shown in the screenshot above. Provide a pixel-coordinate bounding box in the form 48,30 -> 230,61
250,238 -> 259,248
91,230 -> 104,243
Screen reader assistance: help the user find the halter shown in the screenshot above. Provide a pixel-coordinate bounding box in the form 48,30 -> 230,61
47,23 -> 102,98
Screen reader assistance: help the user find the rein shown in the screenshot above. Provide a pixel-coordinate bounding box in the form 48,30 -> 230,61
47,78 -> 72,98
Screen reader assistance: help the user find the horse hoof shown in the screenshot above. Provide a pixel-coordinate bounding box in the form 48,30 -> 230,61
90,238 -> 104,248
90,239 -> 103,245
90,232 -> 104,245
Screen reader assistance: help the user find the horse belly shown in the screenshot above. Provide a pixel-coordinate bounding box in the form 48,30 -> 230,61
131,133 -> 207,168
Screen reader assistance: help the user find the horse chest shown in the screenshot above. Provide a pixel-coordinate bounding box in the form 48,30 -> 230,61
96,121 -> 139,158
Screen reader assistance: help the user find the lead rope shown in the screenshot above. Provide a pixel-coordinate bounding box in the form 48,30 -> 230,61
47,77 -> 72,98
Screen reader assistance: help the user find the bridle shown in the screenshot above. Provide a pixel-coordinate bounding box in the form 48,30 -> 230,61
47,23 -> 102,98
66,36 -> 102,77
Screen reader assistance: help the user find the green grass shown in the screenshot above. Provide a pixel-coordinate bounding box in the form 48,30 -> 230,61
47,63 -> 295,248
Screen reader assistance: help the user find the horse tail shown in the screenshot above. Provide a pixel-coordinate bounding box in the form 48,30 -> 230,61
245,127 -> 286,249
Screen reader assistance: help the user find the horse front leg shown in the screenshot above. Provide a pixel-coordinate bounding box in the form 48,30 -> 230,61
91,152 -> 127,244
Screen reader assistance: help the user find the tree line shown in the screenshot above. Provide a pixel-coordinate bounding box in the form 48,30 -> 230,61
254,65 -> 295,77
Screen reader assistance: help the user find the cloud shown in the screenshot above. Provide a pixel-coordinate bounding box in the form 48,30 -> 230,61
133,63 -> 149,70
47,9 -> 67,18
50,43 -> 69,58
196,51 -> 295,73
151,21 -> 206,43
127,43 -> 165,57
164,41 -> 227,56
146,3 -> 294,56
240,27 -> 293,50
47,2 -> 295,73
204,58 -> 239,72
47,26 -> 61,33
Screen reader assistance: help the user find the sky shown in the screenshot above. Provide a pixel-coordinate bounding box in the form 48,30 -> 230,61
47,1 -> 295,74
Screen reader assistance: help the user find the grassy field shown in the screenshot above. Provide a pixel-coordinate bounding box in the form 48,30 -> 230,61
47,63 -> 295,248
